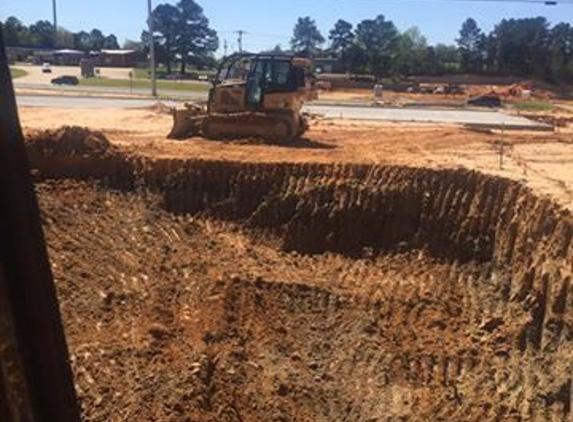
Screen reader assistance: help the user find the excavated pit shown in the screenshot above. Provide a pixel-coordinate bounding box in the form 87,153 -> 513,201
26,128 -> 573,422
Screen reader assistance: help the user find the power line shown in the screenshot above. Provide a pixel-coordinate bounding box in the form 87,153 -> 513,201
216,30 -> 291,40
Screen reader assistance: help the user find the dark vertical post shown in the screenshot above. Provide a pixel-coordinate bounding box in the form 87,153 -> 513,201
236,30 -> 245,53
52,0 -> 58,47
147,0 -> 157,97
0,25 -> 81,422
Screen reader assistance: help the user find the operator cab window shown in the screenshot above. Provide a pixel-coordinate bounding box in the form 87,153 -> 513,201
266,60 -> 294,93
226,57 -> 252,81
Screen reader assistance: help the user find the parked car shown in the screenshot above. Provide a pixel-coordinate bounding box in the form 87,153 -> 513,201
41,63 -> 52,73
467,94 -> 502,108
51,75 -> 79,86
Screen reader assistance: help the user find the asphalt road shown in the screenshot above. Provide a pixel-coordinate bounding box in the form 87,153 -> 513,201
16,95 -> 179,109
15,94 -> 549,130
15,82 -> 208,100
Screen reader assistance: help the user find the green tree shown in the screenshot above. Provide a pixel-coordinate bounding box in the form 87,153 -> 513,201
29,20 -> 55,48
490,17 -> 551,77
74,31 -> 92,51
141,29 -> 168,69
123,39 -> 145,51
4,16 -> 25,46
152,3 -> 180,73
457,18 -> 485,73
434,43 -> 460,73
548,23 -> 573,82
103,34 -> 120,50
57,28 -> 75,49
291,17 -> 325,58
425,46 -> 440,75
73,29 -> 118,51
395,26 -> 428,76
355,15 -> 399,79
261,44 -> 285,54
346,43 -> 368,74
482,33 -> 498,73
174,0 -> 219,74
329,19 -> 354,71
89,29 -> 105,50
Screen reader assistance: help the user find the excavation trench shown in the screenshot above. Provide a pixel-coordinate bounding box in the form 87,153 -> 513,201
25,128 -> 573,421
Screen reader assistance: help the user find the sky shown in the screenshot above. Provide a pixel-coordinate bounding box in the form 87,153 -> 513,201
1,0 -> 572,54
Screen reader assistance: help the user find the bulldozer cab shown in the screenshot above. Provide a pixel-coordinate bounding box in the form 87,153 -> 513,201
209,54 -> 309,113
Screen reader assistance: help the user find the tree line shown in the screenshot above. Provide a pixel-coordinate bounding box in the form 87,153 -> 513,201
290,15 -> 573,83
4,2 -> 572,83
1,0 -> 221,74
3,16 -> 120,51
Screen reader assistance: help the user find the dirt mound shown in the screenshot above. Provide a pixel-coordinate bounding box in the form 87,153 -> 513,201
521,113 -> 573,128
27,126 -> 114,157
25,126 -> 129,182
136,101 -> 174,115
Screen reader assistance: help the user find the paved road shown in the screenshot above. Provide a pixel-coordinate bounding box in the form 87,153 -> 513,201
13,64 -> 133,84
15,82 -> 209,100
15,94 -> 549,130
13,65 -> 209,99
16,94 -> 177,109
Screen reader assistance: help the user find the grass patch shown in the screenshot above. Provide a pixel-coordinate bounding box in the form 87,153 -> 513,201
80,77 -> 210,92
513,101 -> 553,112
132,67 -> 215,80
132,67 -> 152,79
10,67 -> 28,79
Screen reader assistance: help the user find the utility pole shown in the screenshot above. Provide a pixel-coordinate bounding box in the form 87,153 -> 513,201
52,0 -> 58,47
147,0 -> 157,97
224,39 -> 228,57
236,30 -> 246,53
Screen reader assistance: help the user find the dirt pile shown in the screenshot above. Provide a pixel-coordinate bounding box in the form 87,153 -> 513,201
27,131 -> 572,422
27,126 -> 114,157
26,127 -> 126,182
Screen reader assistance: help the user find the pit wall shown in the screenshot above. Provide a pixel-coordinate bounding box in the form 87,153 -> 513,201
27,143 -> 572,357
137,159 -> 572,356
27,149 -> 572,262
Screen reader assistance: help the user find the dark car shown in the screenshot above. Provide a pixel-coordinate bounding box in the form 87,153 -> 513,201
467,94 -> 502,108
51,75 -> 79,86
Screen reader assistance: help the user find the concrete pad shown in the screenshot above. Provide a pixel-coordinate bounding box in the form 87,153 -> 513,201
306,105 -> 551,131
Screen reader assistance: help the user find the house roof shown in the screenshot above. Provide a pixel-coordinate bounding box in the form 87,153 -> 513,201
101,49 -> 136,55
54,49 -> 84,55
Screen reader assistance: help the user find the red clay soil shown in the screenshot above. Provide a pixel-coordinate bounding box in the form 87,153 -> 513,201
26,128 -> 573,422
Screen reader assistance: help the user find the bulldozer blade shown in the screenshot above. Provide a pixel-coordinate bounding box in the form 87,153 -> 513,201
167,108 -> 206,140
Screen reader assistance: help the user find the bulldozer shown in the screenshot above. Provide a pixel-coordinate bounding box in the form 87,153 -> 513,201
168,53 -> 317,141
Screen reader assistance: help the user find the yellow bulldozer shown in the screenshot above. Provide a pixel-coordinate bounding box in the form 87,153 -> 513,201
168,53 -> 317,141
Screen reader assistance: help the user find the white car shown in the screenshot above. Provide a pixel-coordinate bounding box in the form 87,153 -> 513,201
41,63 -> 52,73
